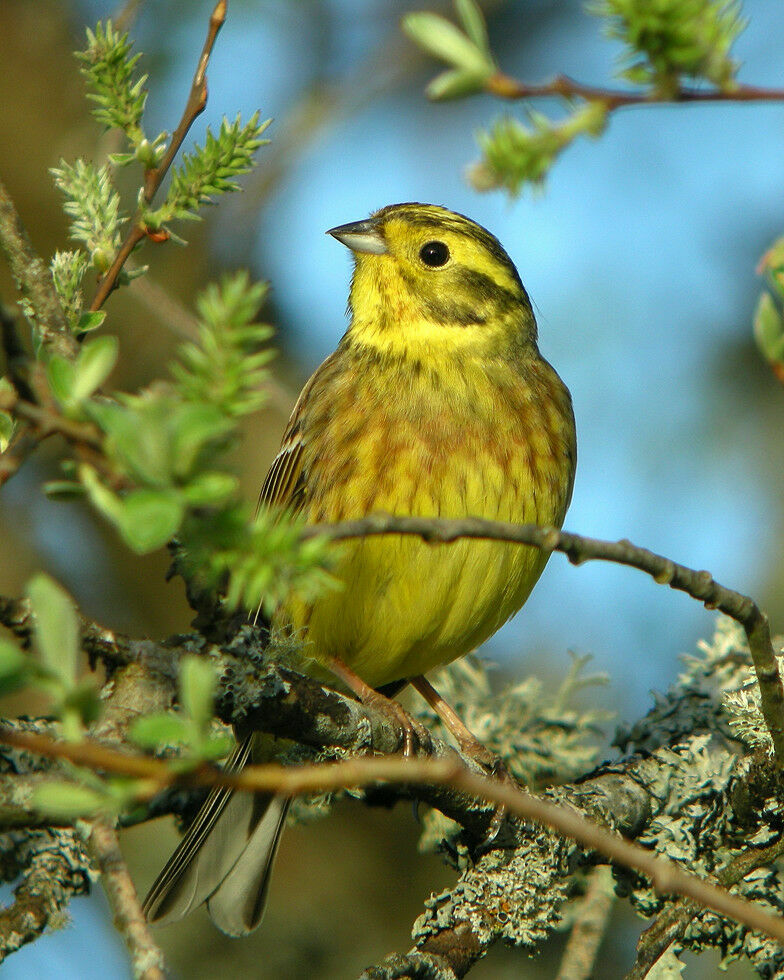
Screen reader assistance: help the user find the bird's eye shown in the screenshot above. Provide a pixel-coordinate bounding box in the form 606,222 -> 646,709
419,240 -> 450,267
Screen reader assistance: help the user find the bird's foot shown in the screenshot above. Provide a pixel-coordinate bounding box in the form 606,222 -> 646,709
362,689 -> 433,757
324,655 -> 432,756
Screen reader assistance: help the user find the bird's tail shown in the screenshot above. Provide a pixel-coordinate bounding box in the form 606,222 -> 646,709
142,734 -> 290,937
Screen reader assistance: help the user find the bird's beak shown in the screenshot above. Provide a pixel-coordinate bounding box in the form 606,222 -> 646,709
326,219 -> 388,255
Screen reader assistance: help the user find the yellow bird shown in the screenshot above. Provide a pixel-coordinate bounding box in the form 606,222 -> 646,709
143,203 -> 577,935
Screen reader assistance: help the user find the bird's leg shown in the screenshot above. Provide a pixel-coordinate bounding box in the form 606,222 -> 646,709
410,675 -> 496,768
411,674 -> 515,847
324,655 -> 431,757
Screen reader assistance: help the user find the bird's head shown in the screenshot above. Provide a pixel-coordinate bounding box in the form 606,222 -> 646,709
327,203 -> 537,360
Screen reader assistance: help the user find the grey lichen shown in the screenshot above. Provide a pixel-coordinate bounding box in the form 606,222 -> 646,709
359,950 -> 458,980
414,821 -> 575,950
0,828 -> 92,959
615,618 -> 784,975
406,619 -> 784,976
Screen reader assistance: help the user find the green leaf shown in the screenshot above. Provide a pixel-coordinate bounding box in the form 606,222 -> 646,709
0,411 -> 15,453
454,0 -> 490,54
182,471 -> 238,507
0,639 -> 31,696
754,292 -> 784,367
31,781 -> 113,820
179,656 -> 217,730
43,481 -> 87,500
47,356 -> 76,405
169,403 -> 234,479
26,574 -> 80,688
87,397 -> 173,486
63,679 -> 102,727
47,336 -> 117,407
80,462 -> 125,525
402,12 -> 492,76
117,488 -> 184,553
72,335 -> 118,401
426,68 -> 488,100
199,733 -> 235,760
759,237 -> 784,300
77,310 -> 107,333
130,713 -> 192,749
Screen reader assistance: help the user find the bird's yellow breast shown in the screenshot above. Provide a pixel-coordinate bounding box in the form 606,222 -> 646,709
276,343 -> 575,689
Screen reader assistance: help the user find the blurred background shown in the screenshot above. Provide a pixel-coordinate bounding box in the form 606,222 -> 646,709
1,0 -> 783,976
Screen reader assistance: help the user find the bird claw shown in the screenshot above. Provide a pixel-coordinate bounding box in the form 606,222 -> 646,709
364,691 -> 432,756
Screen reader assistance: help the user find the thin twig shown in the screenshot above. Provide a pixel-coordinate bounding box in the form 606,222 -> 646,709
0,396 -> 106,487
88,820 -> 165,980
90,0 -> 227,312
486,71 -> 784,110
12,399 -> 103,450
302,514 -> 784,765
0,177 -> 77,359
3,725 -> 784,948
556,866 -> 616,980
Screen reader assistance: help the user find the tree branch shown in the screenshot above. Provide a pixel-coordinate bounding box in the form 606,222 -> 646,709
625,837 -> 784,980
0,829 -> 90,963
485,71 -> 784,110
303,515 -> 784,765
555,867 -> 616,980
89,0 -> 227,312
88,820 -> 165,980
3,722 -> 784,950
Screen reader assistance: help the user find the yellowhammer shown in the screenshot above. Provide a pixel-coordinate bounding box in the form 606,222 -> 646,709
143,202 -> 577,935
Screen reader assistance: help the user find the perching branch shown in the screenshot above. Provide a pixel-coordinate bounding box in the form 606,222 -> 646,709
3,724 -> 784,949
89,0 -> 227,312
303,514 -> 784,765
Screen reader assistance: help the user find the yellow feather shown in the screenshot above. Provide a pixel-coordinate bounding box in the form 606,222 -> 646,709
273,203 -> 576,687
143,203 -> 577,935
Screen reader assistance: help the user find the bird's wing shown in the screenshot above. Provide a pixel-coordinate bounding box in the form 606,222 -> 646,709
256,349 -> 342,515
257,425 -> 307,513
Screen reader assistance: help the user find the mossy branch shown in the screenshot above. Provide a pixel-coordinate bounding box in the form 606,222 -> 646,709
3,723 -> 784,950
